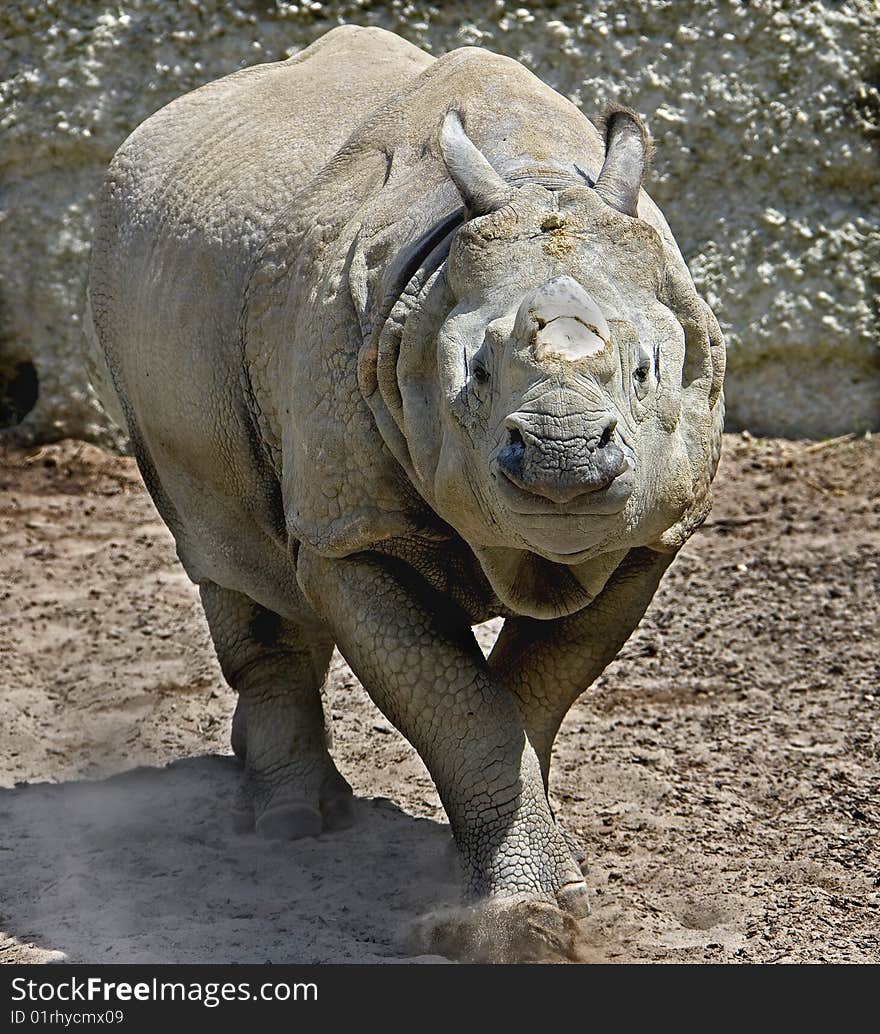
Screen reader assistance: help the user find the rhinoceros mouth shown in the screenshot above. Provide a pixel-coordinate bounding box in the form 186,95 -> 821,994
492,459 -> 634,517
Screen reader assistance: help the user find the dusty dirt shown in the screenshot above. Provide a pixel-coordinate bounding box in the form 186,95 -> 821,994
0,433 -> 878,964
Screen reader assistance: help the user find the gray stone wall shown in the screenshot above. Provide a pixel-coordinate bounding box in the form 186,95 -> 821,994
1,0 -> 877,444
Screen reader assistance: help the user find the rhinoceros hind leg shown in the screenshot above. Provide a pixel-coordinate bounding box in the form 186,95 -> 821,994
199,581 -> 353,840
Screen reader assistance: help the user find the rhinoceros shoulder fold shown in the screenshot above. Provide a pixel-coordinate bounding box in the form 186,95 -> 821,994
241,36 -> 454,558
251,44 -> 599,558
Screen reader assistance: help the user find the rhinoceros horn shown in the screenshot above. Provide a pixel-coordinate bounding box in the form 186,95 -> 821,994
440,110 -> 516,215
592,106 -> 651,218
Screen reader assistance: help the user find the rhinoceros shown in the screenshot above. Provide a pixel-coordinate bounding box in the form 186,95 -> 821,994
86,24 -> 724,957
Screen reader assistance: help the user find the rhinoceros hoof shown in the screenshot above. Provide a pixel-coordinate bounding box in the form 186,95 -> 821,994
319,788 -> 356,832
233,769 -> 354,840
254,800 -> 322,839
555,880 -> 592,918
407,895 -> 593,964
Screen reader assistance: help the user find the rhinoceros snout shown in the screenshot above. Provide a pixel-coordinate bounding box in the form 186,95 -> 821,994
497,417 -> 629,505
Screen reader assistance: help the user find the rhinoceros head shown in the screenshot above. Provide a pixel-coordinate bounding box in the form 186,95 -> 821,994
357,107 -> 724,616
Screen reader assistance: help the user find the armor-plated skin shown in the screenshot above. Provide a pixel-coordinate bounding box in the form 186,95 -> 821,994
87,25 -> 724,954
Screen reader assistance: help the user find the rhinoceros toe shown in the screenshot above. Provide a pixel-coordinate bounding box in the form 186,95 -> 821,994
555,880 -> 592,919
232,762 -> 355,840
319,791 -> 356,832
254,800 -> 324,840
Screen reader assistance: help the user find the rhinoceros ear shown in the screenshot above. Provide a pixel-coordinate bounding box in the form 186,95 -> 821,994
439,110 -> 516,216
593,106 -> 652,217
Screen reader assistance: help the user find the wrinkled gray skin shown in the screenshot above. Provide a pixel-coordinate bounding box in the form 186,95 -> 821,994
87,26 -> 724,947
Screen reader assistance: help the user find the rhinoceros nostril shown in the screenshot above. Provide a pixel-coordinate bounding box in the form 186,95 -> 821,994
596,419 -> 617,450
497,426 -> 527,482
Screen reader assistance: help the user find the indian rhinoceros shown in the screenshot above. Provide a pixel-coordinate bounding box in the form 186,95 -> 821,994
86,24 -> 724,958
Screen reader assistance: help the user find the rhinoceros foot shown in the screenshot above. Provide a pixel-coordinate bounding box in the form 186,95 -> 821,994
407,895 -> 594,964
438,820 -> 589,877
231,755 -> 354,841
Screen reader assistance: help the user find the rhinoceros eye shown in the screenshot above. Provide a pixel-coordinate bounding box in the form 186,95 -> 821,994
632,341 -> 653,400
471,340 -> 491,387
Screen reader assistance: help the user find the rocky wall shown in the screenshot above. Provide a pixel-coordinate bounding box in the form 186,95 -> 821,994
1,0 -> 877,444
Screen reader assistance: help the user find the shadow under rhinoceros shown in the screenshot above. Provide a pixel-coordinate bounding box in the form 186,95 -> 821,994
0,756 -> 458,963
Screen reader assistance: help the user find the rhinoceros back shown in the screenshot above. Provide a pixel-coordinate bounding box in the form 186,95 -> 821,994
87,26 -> 432,605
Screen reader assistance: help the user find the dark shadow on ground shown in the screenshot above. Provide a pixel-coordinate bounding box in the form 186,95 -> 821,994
0,756 -> 457,963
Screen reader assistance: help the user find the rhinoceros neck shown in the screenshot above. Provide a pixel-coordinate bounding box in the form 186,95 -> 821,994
468,545 -> 629,620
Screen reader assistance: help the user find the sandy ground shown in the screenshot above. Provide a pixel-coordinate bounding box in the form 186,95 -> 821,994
0,433 -> 877,964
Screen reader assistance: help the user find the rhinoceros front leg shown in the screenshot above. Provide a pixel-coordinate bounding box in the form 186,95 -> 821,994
296,547 -> 589,918
488,548 -> 673,864
198,581 -> 354,839
490,548 -> 673,784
